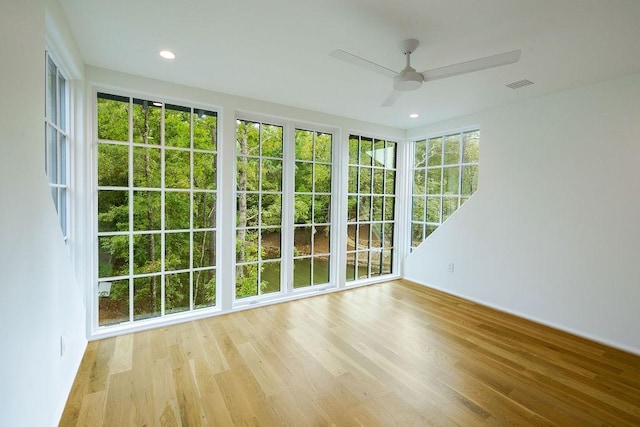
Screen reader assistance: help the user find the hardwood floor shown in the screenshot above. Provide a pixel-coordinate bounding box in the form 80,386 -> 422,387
60,280 -> 640,426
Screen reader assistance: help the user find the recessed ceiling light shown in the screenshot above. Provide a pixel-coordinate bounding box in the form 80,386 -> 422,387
159,50 -> 175,60
409,113 -> 419,118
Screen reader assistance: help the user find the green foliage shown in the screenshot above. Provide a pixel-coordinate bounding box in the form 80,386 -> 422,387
97,94 -> 218,321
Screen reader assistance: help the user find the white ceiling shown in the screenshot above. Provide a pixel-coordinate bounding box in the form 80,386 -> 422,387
59,0 -> 640,129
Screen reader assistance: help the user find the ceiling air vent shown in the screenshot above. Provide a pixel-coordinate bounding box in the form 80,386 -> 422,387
506,79 -> 534,89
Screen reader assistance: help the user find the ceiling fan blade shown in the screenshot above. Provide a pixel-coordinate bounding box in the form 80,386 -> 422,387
380,90 -> 402,107
420,49 -> 521,82
330,49 -> 398,78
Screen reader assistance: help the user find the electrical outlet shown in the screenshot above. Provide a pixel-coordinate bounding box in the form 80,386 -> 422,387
448,263 -> 455,273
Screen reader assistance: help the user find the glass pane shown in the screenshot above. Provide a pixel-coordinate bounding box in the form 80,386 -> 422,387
347,196 -> 357,222
261,124 -> 283,158
58,74 -> 66,130
46,56 -> 57,122
348,136 -> 359,164
347,224 -> 357,251
236,229 -> 259,263
412,169 -> 425,194
165,232 -> 190,271
372,197 -> 383,221
463,131 -> 480,163
426,197 -> 441,223
370,250 -> 381,277
193,192 -> 215,229
98,95 -> 129,142
237,157 -> 259,192
428,137 -> 443,167
313,195 -> 331,224
294,258 -> 311,289
60,135 -> 67,185
444,134 -> 461,165
193,230 -> 216,268
132,99 -> 161,145
359,167 -> 372,193
385,170 -> 396,195
294,226 -> 312,257
165,272 -> 190,314
98,279 -> 129,326
356,251 -> 370,279
193,152 -> 216,190
262,194 -> 282,226
262,261 -> 281,294
372,139 -> 385,167
462,165 -> 479,196
460,196 -> 469,206
358,196 -> 370,221
348,166 -> 359,193
314,164 -> 331,193
359,137 -> 373,166
236,120 -> 260,156
261,159 -> 282,191
133,191 -> 161,231
381,250 -> 393,275
414,140 -> 427,168
313,256 -> 330,285
443,167 -> 460,195
371,223 -> 383,248
313,225 -> 330,255
98,190 -> 129,232
373,169 -> 384,194
412,196 -> 425,222
295,161 -> 312,192
133,275 -> 161,320
98,143 -> 129,187
165,149 -> 190,189
193,110 -> 217,151
236,264 -> 259,298
165,105 -> 191,148
314,133 -> 332,163
294,194 -> 312,224
384,196 -> 395,221
425,225 -> 438,239
46,124 -> 57,183
412,223 -> 424,247
358,224 -> 371,249
442,197 -> 459,222
261,228 -> 281,259
386,141 -> 396,168
346,252 -> 356,281
239,193 -> 258,227
133,233 -> 161,275
132,146 -> 161,188
383,224 -> 394,248
50,187 -> 59,212
165,191 -> 190,230
60,189 -> 67,237
427,168 -> 442,195
194,268 -> 216,309
295,129 -> 313,161
98,235 -> 129,278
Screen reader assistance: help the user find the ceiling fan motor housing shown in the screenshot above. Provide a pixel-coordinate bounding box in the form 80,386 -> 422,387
394,70 -> 423,91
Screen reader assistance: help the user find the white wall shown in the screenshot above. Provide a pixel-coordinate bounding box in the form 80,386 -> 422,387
405,72 -> 640,354
0,1 -> 87,425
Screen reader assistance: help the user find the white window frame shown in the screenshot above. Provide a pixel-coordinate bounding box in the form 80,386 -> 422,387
45,50 -> 71,242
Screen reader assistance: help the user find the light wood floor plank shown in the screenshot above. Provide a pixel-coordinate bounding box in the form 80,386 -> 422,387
61,280 -> 640,426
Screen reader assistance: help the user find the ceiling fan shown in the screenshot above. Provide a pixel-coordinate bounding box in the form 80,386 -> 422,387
330,39 -> 521,107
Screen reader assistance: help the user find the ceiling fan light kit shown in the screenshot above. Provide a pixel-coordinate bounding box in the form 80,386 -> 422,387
330,39 -> 521,106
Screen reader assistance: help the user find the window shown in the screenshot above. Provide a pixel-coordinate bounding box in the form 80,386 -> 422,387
96,93 -> 218,327
346,135 -> 397,281
293,129 -> 333,289
411,129 -> 479,250
45,52 -> 69,239
235,120 -> 283,299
